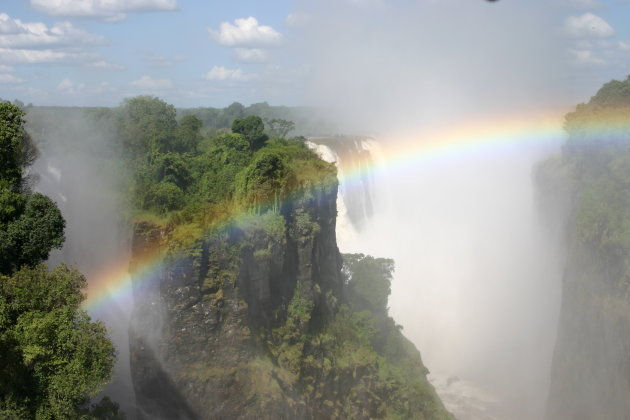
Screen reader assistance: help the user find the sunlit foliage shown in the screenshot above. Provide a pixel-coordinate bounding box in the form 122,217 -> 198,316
0,265 -> 116,419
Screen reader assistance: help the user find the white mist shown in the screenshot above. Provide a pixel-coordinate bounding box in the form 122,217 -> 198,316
333,132 -> 566,419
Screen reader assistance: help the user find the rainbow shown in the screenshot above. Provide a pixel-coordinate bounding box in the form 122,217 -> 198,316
82,108 -> 630,315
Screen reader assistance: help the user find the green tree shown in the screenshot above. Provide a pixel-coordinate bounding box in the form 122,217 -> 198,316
174,114 -> 202,153
0,265 -> 116,419
264,118 -> 296,139
0,102 -> 38,191
193,133 -> 253,202
117,96 -> 177,163
588,75 -> 630,108
0,193 -> 65,275
232,115 -> 268,150
223,101 -> 245,123
0,103 -> 65,275
343,253 -> 394,316
152,153 -> 192,190
144,181 -> 185,214
237,150 -> 296,210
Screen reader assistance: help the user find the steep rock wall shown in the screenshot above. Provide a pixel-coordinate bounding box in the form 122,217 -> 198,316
128,185 -> 346,419
542,78 -> 630,420
546,239 -> 630,420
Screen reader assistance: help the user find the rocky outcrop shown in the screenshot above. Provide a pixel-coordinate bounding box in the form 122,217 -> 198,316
127,160 -> 452,420
128,185 -> 344,419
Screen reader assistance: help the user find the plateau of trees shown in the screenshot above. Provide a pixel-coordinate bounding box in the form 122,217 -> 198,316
107,95 -> 319,219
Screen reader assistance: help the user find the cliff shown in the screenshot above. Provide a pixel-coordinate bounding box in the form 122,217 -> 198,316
541,77 -> 630,420
128,170 -> 450,419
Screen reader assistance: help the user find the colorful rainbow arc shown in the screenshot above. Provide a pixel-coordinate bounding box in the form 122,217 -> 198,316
82,110 -> 630,315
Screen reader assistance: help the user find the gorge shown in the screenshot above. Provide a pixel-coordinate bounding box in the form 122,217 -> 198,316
16,78 -> 630,419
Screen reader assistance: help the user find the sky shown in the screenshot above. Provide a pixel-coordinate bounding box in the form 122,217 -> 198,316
0,0 -> 630,109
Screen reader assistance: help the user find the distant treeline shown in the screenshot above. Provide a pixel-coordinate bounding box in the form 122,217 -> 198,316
2,98 -> 338,139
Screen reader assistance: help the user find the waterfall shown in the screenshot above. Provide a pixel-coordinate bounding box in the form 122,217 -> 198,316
310,134 -> 566,420
306,137 -> 384,244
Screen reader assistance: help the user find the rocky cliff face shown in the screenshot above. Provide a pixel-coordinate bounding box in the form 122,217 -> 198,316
542,77 -> 630,420
546,238 -> 630,420
129,182 -> 342,419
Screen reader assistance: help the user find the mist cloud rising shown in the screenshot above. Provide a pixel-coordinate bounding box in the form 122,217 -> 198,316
292,0 -> 572,133
292,1 -> 574,418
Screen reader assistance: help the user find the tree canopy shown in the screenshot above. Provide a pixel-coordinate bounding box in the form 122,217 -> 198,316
231,115 -> 268,150
0,102 -> 38,192
0,265 -> 116,419
343,253 -> 394,316
0,102 -> 64,275
264,118 -> 295,139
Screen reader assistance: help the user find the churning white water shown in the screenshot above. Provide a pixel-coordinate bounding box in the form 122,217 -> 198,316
311,134 -> 566,420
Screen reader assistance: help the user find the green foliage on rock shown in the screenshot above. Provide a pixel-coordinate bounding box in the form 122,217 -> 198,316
0,265 -> 115,419
558,76 -> 630,263
236,150 -> 296,211
263,253 -> 451,419
587,75 -> 630,108
115,96 -> 335,222
344,253 -> 394,317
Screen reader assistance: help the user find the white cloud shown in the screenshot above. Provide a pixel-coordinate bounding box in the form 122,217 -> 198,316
0,73 -> 23,83
144,53 -> 185,67
30,0 -> 178,22
563,13 -> 614,38
209,17 -> 282,47
131,75 -> 173,89
55,78 -> 86,94
94,81 -> 115,94
234,48 -> 268,63
569,48 -> 607,66
0,14 -> 104,48
618,41 -> 630,51
56,78 -> 73,90
0,47 -> 87,64
204,65 -> 257,81
85,60 -> 125,70
0,64 -> 14,72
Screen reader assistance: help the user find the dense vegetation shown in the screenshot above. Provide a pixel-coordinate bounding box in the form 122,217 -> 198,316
0,102 -> 119,419
99,96 -> 336,230
537,75 -> 630,270
177,101 -> 327,138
